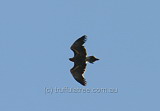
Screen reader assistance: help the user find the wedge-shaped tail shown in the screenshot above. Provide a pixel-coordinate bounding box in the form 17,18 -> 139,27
86,56 -> 99,64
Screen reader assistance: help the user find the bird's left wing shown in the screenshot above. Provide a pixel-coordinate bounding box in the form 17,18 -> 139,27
70,35 -> 87,56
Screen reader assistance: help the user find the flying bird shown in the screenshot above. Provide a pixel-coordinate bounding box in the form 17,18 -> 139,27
69,35 -> 99,86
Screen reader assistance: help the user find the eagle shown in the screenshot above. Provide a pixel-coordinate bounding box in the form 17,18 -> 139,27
69,35 -> 99,86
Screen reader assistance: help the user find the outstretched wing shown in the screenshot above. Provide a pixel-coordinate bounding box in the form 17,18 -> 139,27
70,63 -> 87,86
70,35 -> 87,56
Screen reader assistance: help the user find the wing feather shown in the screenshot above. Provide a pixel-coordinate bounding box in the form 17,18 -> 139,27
70,35 -> 87,56
70,63 -> 87,86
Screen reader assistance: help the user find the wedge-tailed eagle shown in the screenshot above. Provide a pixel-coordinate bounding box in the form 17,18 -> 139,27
69,35 -> 99,86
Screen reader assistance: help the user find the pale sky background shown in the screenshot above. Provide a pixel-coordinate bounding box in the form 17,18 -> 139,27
0,0 -> 160,111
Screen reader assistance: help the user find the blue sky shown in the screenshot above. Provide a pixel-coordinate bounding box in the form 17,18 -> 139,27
0,0 -> 160,110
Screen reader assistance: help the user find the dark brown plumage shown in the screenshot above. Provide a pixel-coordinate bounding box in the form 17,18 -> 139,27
69,35 -> 99,86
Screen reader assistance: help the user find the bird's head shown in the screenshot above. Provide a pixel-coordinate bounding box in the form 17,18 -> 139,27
69,58 -> 74,62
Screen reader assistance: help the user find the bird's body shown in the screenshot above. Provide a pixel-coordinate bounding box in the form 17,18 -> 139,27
69,55 -> 86,64
69,35 -> 99,86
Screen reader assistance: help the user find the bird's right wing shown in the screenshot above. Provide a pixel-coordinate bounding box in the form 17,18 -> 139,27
70,63 -> 87,86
